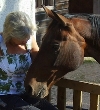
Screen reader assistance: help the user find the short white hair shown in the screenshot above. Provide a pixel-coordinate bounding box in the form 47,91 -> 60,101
3,11 -> 37,42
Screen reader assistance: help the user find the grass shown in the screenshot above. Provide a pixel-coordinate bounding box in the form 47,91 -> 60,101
83,57 -> 97,63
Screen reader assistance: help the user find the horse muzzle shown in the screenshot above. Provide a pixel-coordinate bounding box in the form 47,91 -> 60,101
26,82 -> 49,98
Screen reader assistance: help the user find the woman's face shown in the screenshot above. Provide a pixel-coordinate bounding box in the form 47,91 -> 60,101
10,36 -> 30,45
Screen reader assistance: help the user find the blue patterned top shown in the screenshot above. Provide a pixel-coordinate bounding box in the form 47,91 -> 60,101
0,35 -> 32,95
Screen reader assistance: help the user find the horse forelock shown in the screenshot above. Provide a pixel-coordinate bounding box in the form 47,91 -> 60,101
44,20 -> 66,43
41,21 -> 58,44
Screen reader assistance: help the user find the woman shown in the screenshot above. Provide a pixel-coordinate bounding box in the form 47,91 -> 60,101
0,11 -> 58,110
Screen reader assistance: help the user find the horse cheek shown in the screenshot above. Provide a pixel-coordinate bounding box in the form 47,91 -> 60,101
66,44 -> 84,71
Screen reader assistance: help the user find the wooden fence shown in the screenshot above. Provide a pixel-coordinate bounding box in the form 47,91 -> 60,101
47,78 -> 100,110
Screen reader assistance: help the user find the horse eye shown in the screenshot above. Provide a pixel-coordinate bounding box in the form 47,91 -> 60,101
51,42 -> 60,51
42,37 -> 44,41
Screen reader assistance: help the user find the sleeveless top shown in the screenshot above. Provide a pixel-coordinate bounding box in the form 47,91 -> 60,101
0,35 -> 32,95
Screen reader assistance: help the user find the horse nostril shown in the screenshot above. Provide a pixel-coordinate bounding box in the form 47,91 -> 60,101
26,85 -> 32,95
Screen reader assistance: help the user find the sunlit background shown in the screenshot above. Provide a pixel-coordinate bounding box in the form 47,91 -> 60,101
0,0 -> 36,39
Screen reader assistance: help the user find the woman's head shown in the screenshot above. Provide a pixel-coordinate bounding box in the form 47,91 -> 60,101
3,11 -> 36,43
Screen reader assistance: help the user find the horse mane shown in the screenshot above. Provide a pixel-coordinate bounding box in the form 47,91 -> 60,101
65,14 -> 100,48
88,14 -> 100,47
46,14 -> 100,48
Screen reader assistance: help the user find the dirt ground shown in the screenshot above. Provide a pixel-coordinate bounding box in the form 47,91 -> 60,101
49,57 -> 100,110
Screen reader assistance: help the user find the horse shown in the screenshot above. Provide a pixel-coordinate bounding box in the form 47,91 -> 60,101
25,5 -> 100,98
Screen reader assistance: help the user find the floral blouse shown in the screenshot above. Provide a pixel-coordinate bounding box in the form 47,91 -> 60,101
0,35 -> 32,95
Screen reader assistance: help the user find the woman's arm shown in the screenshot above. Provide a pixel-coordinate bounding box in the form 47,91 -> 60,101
30,36 -> 39,61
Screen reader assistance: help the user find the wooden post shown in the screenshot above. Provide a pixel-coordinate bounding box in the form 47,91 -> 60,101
73,90 -> 82,110
57,87 -> 66,110
90,94 -> 99,110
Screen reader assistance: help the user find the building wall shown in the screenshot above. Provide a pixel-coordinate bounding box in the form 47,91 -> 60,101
69,0 -> 100,14
93,0 -> 100,14
0,0 -> 36,38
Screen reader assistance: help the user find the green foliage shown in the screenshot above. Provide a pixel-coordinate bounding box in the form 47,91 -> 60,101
83,57 -> 96,63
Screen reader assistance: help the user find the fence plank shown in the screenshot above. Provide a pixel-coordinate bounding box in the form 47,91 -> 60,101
73,90 -> 82,110
57,87 -> 66,110
90,94 -> 99,110
55,79 -> 100,94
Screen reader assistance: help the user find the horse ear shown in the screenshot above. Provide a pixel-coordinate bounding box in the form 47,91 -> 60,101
51,10 -> 72,27
41,4 -> 55,19
41,5 -> 72,27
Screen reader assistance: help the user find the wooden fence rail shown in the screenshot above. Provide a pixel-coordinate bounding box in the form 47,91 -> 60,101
47,78 -> 100,110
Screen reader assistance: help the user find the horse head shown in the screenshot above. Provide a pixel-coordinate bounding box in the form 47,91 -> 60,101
25,5 -> 89,98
